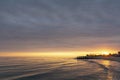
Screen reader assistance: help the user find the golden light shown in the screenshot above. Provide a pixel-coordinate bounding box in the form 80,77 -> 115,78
102,52 -> 109,55
0,52 -> 86,57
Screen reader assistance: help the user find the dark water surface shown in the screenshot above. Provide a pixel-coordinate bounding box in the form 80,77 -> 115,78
0,57 -> 120,80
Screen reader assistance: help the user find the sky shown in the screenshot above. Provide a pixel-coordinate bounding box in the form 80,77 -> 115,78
0,0 -> 120,56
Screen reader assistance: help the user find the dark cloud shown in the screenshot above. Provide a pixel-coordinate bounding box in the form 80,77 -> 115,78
0,0 -> 120,52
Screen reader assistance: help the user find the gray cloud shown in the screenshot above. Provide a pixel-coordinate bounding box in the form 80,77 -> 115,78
0,0 -> 120,52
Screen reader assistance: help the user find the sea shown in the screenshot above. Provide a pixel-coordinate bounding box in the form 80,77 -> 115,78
0,56 -> 120,80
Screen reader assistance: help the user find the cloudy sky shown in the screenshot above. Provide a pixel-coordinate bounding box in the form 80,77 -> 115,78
0,0 -> 120,54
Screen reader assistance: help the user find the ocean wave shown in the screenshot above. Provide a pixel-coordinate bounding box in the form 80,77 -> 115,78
0,57 -> 120,80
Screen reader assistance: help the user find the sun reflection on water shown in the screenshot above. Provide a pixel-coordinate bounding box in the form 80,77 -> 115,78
101,60 -> 113,80
101,60 -> 110,67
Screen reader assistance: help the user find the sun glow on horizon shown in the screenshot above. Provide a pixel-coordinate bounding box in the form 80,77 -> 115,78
0,52 -> 87,57
0,50 -> 116,57
102,52 -> 110,55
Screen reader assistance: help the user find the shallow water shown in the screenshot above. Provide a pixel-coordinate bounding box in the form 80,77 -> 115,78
0,57 -> 120,80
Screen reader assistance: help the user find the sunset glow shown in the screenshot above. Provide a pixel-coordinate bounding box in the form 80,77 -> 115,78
102,52 -> 110,55
0,50 -> 115,57
0,52 -> 88,57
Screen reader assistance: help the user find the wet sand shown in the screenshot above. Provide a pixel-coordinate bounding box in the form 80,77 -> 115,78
100,57 -> 120,62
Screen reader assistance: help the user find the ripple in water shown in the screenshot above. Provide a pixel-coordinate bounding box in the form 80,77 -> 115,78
0,57 -> 120,80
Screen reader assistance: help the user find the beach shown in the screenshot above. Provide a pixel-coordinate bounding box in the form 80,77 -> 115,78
99,57 -> 120,62
0,56 -> 120,80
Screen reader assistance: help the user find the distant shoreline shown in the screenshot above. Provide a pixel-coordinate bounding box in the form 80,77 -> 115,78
76,56 -> 120,62
76,51 -> 120,62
